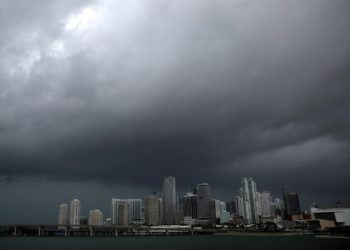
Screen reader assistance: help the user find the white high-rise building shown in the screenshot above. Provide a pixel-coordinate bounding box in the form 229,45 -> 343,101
58,203 -> 69,225
240,177 -> 259,224
162,176 -> 176,225
89,209 -> 103,226
69,199 -> 81,226
128,199 -> 142,224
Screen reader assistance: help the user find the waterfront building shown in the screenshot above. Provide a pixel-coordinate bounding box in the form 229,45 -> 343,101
162,176 -> 176,225
89,209 -> 103,226
58,203 -> 69,225
145,194 -> 159,225
311,207 -> 350,226
69,199 -> 81,226
197,183 -> 211,224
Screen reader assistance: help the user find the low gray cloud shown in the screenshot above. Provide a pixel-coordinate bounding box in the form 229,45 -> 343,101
0,0 -> 350,223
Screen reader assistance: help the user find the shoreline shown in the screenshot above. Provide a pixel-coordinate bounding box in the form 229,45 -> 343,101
214,232 -> 313,237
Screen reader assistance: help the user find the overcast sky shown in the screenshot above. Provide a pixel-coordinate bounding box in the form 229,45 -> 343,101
0,0 -> 350,224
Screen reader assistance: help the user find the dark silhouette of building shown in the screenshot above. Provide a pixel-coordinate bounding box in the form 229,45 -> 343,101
283,191 -> 301,219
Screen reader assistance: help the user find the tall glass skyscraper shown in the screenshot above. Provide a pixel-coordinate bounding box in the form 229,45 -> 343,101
162,176 -> 176,225
197,183 -> 211,222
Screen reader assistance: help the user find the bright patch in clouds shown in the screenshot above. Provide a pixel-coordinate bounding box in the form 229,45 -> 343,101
65,7 -> 97,32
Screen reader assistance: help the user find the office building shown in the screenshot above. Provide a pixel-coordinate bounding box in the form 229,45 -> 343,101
145,194 -> 159,225
197,183 -> 211,223
162,176 -> 176,225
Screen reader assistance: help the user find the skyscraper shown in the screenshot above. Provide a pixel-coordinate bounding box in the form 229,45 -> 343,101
283,192 -> 301,219
69,199 -> 81,226
89,209 -> 103,226
58,203 -> 68,225
145,194 -> 159,225
240,177 -> 259,224
162,176 -> 176,225
197,183 -> 211,223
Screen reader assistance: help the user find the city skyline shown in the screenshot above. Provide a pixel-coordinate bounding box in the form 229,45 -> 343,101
1,0 -> 350,225
50,176 -> 343,227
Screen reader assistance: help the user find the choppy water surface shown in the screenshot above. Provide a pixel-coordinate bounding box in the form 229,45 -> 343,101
0,235 -> 347,250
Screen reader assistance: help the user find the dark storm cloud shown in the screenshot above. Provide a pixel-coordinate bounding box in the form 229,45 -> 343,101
1,0 -> 350,218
